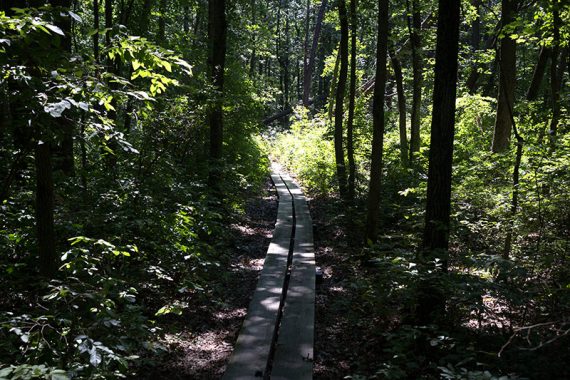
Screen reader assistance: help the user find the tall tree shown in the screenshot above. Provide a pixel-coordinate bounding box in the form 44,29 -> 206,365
346,0 -> 357,200
207,0 -> 227,186
334,0 -> 349,199
93,0 -> 100,63
491,0 -> 517,153
548,0 -> 561,141
364,0 -> 388,242
390,48 -> 408,165
416,0 -> 460,324
421,0 -> 461,264
526,46 -> 550,101
407,0 -> 423,161
302,0 -> 327,106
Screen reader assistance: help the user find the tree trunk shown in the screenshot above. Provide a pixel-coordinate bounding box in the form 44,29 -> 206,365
105,0 -> 112,46
183,4 -> 190,33
207,0 -> 227,186
50,0 -> 75,175
390,49 -> 408,165
158,0 -> 166,42
364,0 -> 388,243
548,1 -> 561,142
328,49 -> 340,121
93,0 -> 100,63
491,0 -> 517,153
407,0 -> 423,161
249,0 -> 257,78
465,21 -> 500,94
526,46 -> 550,101
422,0 -> 461,264
35,140 -> 57,277
346,0 -> 357,200
284,13 -> 290,107
303,0 -> 327,106
417,0 -> 460,325
334,0 -> 349,200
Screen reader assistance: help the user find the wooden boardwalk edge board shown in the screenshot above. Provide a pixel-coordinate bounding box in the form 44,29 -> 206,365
223,171 -> 315,380
223,173 -> 293,380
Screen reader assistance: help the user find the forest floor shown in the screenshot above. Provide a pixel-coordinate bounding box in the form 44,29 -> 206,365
145,175 -> 382,379
142,179 -> 278,379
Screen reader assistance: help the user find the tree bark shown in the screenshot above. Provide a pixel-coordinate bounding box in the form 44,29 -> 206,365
491,0 -> 517,153
465,21 -> 500,94
364,0 -> 388,243
347,0 -> 357,200
93,0 -> 100,63
334,0 -> 349,200
158,0 -> 166,41
302,0 -> 327,106
328,49 -> 340,121
50,0 -> 75,175
207,0 -> 227,186
35,139 -> 57,277
390,49 -> 408,165
526,46 -> 550,101
422,0 -> 461,265
105,0 -> 112,46
249,0 -> 257,78
548,1 -> 561,141
407,0 -> 423,161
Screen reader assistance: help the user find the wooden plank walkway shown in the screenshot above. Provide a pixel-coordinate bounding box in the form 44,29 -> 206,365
223,171 -> 315,380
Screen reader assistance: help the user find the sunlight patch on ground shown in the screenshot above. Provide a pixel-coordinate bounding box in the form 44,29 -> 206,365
231,257 -> 265,272
213,308 -> 247,321
465,293 -> 512,330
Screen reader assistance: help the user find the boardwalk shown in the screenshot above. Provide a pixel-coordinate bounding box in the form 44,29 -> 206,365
223,171 -> 315,380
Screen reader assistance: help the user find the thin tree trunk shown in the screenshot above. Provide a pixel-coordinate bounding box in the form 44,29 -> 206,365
491,0 -> 517,153
51,0 -> 74,175
249,0 -> 257,78
93,0 -> 100,63
334,0 -> 349,200
303,0 -> 327,106
390,49 -> 408,165
346,0 -> 357,200
465,21 -> 500,94
302,0 -> 311,94
526,46 -> 550,101
183,4 -> 190,33
327,49 -> 340,121
207,0 -> 227,186
548,1 -> 561,142
407,0 -> 422,161
158,0 -> 166,41
500,59 -> 524,258
35,139 -> 57,276
284,13 -> 290,107
364,0 -> 388,243
105,0 -> 112,46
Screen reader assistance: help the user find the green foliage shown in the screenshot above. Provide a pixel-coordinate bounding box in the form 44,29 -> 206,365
270,108 -> 336,195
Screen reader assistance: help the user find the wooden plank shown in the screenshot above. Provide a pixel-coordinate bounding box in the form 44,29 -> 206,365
223,173 -> 294,380
271,174 -> 315,380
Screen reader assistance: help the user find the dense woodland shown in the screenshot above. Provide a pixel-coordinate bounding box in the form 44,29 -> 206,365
0,0 -> 569,378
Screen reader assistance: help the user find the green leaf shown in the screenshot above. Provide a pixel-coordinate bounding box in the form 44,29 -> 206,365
45,24 -> 65,36
68,11 -> 82,23
45,100 -> 72,118
89,347 -> 102,367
